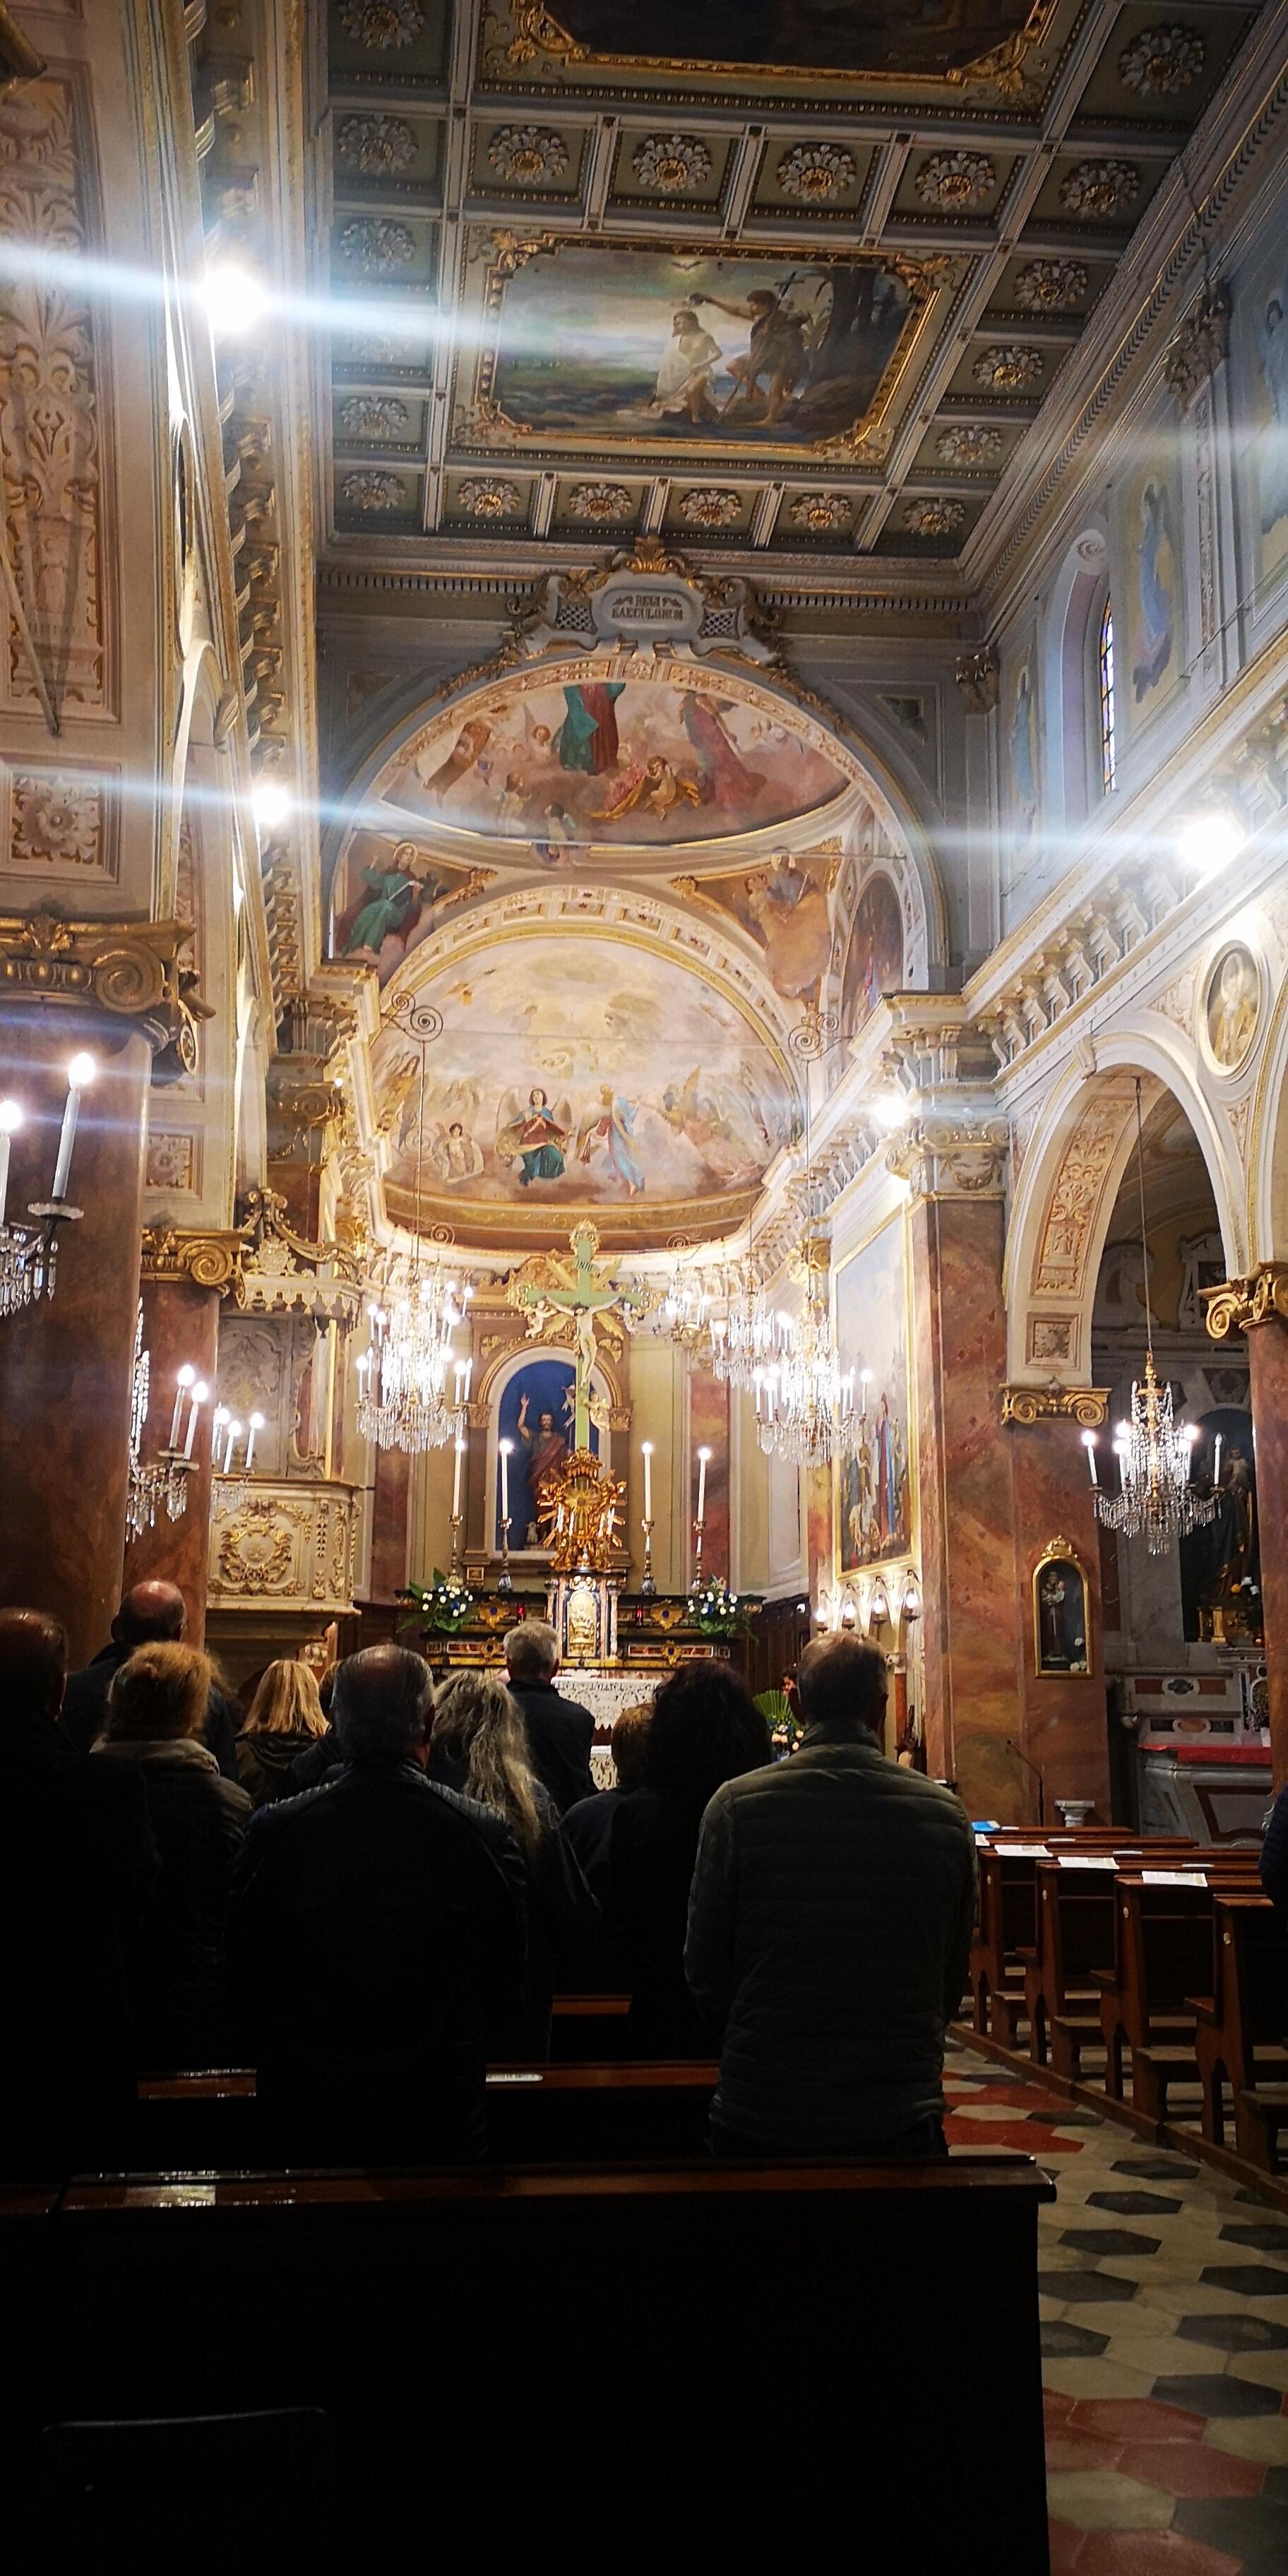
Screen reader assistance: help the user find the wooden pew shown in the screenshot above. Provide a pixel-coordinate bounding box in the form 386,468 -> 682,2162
49,2155 -> 1056,2565
1192,1892 -> 1288,2169
1095,1859 -> 1260,2121
549,1992 -> 633,2061
0,2186 -> 59,2560
972,1832 -> 1191,2050
1022,1843 -> 1195,2077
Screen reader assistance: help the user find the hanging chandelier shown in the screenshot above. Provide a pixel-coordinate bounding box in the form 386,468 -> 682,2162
754,1274 -> 856,1467
126,1301 -> 196,1537
1092,1078 -> 1217,1558
356,1268 -> 471,1457
708,1244 -> 775,1394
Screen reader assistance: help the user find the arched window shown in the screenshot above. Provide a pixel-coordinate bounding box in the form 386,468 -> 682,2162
1099,597 -> 1117,794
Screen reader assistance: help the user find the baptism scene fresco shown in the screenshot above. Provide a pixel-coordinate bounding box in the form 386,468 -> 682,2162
835,1216 -> 913,1573
515,0 -> 1040,84
374,934 -> 797,1217
353,666 -> 853,894
470,244 -> 916,455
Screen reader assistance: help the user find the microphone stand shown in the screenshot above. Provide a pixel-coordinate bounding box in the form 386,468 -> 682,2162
1005,1737 -> 1046,1829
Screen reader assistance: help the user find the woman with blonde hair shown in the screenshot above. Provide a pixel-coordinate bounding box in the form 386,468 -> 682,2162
94,1642 -> 251,2069
235,1657 -> 328,1808
431,1669 -> 598,2057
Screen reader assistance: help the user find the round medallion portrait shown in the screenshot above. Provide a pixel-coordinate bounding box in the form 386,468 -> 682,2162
1203,943 -> 1261,1074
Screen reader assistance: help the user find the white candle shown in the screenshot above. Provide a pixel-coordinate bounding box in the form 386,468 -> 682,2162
499,1436 -> 511,1520
0,1098 -> 23,1229
696,1445 -> 710,1524
52,1051 -> 95,1202
1213,1432 -> 1222,1486
461,1358 -> 472,1404
861,1368 -> 871,1419
452,1436 -> 464,1517
224,1419 -> 242,1474
170,1364 -> 197,1449
1082,1430 -> 1098,1488
246,1412 -> 264,1474
642,1440 -> 653,1520
184,1381 -> 208,1459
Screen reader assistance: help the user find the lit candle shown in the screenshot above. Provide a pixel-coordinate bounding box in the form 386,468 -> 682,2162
499,1436 -> 511,1520
452,1435 -> 465,1517
0,1097 -> 23,1229
1213,1432 -> 1222,1486
246,1412 -> 264,1474
461,1357 -> 472,1404
52,1051 -> 96,1202
696,1445 -> 710,1524
1082,1429 -> 1098,1488
861,1368 -> 872,1419
170,1364 -> 197,1450
184,1380 -> 208,1459
642,1440 -> 653,1520
454,1360 -> 465,1405
224,1418 -> 242,1475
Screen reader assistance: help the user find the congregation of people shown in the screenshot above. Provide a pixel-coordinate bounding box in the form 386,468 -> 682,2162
0,1590 -> 979,2175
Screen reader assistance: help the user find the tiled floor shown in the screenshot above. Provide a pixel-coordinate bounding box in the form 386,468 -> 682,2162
944,2041 -> 1288,2573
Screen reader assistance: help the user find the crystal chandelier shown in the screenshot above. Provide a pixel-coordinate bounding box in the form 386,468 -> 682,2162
708,1249 -> 775,1394
1093,1080 -> 1217,1558
356,1268 -> 471,1455
0,1054 -> 96,1324
126,1301 -> 196,1537
754,1260 -> 856,1467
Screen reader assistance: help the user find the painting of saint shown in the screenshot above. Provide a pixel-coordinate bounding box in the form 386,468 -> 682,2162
532,0 -> 1037,82
577,1089 -> 645,1195
1009,657 -> 1038,845
478,246 -> 914,456
841,873 -> 903,1034
369,667 -> 851,852
1205,946 -> 1260,1071
689,847 -> 833,1002
330,837 -> 489,979
432,1121 -> 485,1184
1131,479 -> 1176,705
496,1354 -> 602,1549
835,1217 -> 912,1572
496,1087 -> 572,1186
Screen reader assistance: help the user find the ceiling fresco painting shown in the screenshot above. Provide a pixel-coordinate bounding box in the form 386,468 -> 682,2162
842,873 -> 906,1032
464,243 -> 920,460
519,0 -> 1044,82
363,662 -> 856,869
374,932 -> 797,1237
672,847 -> 839,1003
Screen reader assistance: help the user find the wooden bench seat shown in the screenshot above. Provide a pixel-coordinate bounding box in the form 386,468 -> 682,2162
1096,1862 -> 1261,2121
1191,1892 -> 1288,2168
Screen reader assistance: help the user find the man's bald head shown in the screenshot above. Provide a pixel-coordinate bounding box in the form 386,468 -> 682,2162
796,1633 -> 888,1739
0,1608 -> 68,1720
113,1581 -> 186,1648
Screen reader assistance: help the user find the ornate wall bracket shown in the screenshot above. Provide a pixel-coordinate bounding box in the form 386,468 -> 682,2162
1001,1383 -> 1110,1429
141,1227 -> 247,1300
1203,1264 -> 1288,1338
1164,282 -> 1232,415
0,908 -> 212,1064
887,1117 -> 1010,1201
954,645 -> 999,715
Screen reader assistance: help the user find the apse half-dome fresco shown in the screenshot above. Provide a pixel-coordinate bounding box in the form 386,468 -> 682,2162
374,930 -> 797,1242
353,662 -> 854,878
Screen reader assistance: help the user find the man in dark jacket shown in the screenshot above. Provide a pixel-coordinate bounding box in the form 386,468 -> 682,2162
61,1581 -> 240,1779
227,1644 -> 525,2162
685,1633 -> 976,2158
504,1619 -> 595,1815
0,1608 -> 157,2173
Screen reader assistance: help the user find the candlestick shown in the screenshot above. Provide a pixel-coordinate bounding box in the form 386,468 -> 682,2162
1212,1431 -> 1222,1486
0,1098 -> 22,1229
641,1438 -> 652,1522
497,1515 -> 513,1594
499,1435 -> 511,1521
183,1380 -> 208,1459
640,1515 -> 655,1597
245,1412 -> 264,1474
170,1364 -> 197,1450
52,1052 -> 95,1202
696,1443 -> 710,1524
452,1434 -> 465,1517
1081,1429 -> 1098,1489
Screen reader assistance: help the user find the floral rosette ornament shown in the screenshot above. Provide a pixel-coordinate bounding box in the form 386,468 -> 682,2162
401,1571 -> 475,1636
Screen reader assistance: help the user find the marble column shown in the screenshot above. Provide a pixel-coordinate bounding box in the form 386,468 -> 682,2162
121,1274 -> 222,1642
1208,1268 -> 1288,1784
1008,1411 -> 1110,1820
369,1442 -> 410,1599
0,1010 -> 150,1669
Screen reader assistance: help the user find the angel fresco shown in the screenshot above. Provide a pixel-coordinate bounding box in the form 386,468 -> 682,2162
496,1087 -> 572,1186
432,1121 -> 485,1185
577,1089 -> 645,1195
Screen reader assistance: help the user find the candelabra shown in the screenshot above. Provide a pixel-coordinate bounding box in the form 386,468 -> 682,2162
639,1516 -> 655,1597
125,1311 -> 201,1539
0,1056 -> 95,1325
688,1510 -> 705,1597
496,1513 -> 513,1594
210,1407 -> 265,1516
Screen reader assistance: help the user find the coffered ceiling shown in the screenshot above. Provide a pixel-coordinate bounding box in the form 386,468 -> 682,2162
314,0 -> 1256,576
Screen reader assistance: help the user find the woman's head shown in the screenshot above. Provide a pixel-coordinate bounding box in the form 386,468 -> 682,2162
106,1642 -> 213,1744
432,1669 -> 543,1849
645,1661 -> 770,1813
246,1659 -> 327,1739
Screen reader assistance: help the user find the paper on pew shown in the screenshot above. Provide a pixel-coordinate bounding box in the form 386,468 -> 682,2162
1140,1869 -> 1208,1887
997,1844 -> 1049,1858
1056,1854 -> 1116,1868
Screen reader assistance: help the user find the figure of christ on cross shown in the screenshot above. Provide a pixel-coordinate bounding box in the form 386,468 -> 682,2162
511,1222 -> 647,1449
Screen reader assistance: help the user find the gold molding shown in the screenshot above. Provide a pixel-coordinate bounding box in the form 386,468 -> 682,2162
1001,1385 -> 1110,1428
499,0 -> 1056,97
1203,1265 -> 1288,1339
0,907 -> 212,1063
141,1228 -> 246,1301
0,6 -> 44,90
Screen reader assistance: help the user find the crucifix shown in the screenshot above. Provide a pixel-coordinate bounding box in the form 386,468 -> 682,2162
509,1220 -> 648,1450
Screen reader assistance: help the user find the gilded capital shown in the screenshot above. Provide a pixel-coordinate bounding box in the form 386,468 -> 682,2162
141,1227 -> 247,1300
1001,1384 -> 1110,1429
1203,1265 -> 1288,1339
0,907 -> 213,1065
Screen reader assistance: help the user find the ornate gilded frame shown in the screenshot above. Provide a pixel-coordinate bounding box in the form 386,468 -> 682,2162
1032,1537 -> 1092,1678
492,1 -> 1058,97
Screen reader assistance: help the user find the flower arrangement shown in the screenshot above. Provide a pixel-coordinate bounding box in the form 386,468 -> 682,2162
401,1570 -> 475,1636
688,1580 -> 751,1638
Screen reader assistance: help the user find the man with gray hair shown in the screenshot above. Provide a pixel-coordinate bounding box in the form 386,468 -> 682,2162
503,1619 -> 596,1815
227,1645 -> 525,2161
685,1633 -> 975,2159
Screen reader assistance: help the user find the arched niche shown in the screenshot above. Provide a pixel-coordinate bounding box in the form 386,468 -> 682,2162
1040,525 -> 1112,833
476,1339 -> 618,1560
1004,1032 -> 1246,1388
